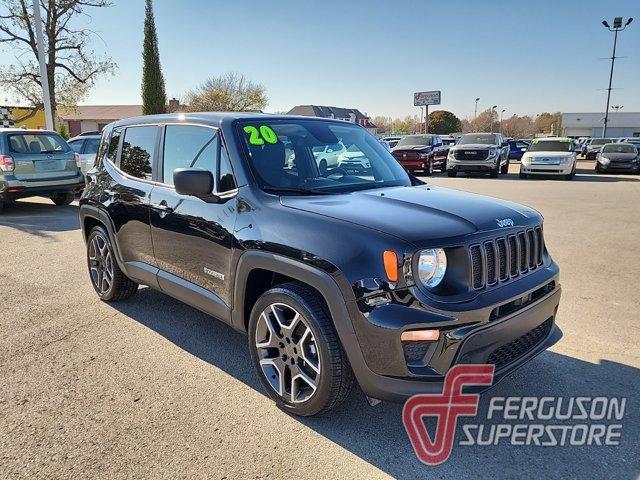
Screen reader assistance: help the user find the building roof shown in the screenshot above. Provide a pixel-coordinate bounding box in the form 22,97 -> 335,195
57,105 -> 143,121
287,105 -> 377,128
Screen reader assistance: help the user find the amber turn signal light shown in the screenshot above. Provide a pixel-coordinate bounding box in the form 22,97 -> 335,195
401,329 -> 440,342
383,250 -> 398,282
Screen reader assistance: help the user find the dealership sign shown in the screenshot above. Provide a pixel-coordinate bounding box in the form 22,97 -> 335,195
414,91 -> 441,106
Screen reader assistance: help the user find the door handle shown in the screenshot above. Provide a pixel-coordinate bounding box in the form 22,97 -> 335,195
151,201 -> 173,215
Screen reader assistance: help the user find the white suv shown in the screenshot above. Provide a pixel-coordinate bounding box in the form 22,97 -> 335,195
520,138 -> 577,180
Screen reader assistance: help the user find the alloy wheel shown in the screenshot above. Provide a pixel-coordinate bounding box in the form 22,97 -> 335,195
255,303 -> 321,403
88,234 -> 114,295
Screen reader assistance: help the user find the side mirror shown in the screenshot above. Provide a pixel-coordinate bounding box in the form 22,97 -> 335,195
173,168 -> 220,203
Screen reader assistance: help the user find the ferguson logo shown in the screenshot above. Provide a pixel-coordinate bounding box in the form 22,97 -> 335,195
496,218 -> 515,228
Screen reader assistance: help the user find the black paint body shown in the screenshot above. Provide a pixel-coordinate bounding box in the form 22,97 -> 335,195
80,113 -> 562,402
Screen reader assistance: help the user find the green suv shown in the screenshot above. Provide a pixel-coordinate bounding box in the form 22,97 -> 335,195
0,128 -> 84,212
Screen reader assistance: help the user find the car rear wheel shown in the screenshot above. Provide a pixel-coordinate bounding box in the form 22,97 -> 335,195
248,282 -> 354,416
87,226 -> 138,301
51,192 -> 74,206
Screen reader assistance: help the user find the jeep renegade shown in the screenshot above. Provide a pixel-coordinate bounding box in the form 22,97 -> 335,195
80,113 -> 562,416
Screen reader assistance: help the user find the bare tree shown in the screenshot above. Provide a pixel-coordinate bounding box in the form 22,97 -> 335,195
184,72 -> 267,112
0,0 -> 115,121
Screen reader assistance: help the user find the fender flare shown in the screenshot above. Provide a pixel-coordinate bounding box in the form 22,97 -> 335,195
79,203 -> 127,273
231,251 -> 357,339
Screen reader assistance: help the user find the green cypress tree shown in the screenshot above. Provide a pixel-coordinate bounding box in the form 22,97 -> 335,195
141,0 -> 167,114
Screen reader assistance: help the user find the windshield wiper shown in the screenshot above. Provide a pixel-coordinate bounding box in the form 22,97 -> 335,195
262,186 -> 333,196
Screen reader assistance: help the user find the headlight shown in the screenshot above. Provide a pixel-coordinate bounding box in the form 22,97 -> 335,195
488,148 -> 498,157
448,150 -> 456,158
560,156 -> 570,164
600,157 -> 610,165
521,156 -> 531,164
417,248 -> 447,288
419,152 -> 429,159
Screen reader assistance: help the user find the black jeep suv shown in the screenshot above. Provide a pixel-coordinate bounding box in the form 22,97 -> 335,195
79,113 -> 562,416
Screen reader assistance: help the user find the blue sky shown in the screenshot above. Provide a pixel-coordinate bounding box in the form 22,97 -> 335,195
1,0 -> 638,119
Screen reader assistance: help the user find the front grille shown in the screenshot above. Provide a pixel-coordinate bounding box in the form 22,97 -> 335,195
392,150 -> 420,162
469,226 -> 545,290
487,318 -> 553,370
454,149 -> 489,161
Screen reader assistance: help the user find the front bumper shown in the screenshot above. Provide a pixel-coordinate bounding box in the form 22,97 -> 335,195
344,269 -> 562,402
598,162 -> 639,172
447,155 -> 498,172
520,163 -> 573,175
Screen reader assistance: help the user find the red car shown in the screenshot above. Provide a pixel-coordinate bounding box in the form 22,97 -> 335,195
391,134 -> 449,175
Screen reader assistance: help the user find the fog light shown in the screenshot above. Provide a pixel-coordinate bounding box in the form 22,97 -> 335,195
401,329 -> 440,342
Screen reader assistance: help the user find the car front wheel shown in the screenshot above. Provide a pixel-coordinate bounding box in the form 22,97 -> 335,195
248,282 -> 354,416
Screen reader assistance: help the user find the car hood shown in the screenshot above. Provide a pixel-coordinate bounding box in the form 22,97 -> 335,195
280,185 -> 541,246
451,144 -> 496,150
391,145 -> 431,152
601,152 -> 637,160
524,151 -> 573,158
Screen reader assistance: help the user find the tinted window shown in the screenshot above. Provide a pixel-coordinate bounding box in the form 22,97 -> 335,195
121,126 -> 156,180
458,133 -> 498,145
107,128 -> 122,164
602,143 -> 636,154
528,140 -> 572,152
396,135 -> 433,147
84,138 -> 100,155
68,140 -> 84,153
162,125 -> 217,185
8,133 -> 69,154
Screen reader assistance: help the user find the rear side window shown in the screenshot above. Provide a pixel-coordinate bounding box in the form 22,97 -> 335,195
107,128 -> 122,164
8,133 -> 69,154
120,126 -> 157,180
68,139 -> 84,153
162,125 -> 218,185
84,138 -> 100,155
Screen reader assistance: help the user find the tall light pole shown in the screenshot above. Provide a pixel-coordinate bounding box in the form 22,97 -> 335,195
32,0 -> 54,130
474,97 -> 480,122
601,16 -> 633,137
491,105 -> 497,132
500,109 -> 506,132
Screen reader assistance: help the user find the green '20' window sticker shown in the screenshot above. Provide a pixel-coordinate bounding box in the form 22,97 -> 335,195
243,125 -> 278,145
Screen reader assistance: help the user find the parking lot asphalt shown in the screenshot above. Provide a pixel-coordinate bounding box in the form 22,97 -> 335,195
1,160 -> 638,479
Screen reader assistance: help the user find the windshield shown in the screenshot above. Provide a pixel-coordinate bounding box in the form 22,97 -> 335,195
457,133 -> 498,145
602,143 -> 637,154
590,139 -> 612,146
7,133 -> 69,154
237,119 -> 411,193
528,139 -> 572,152
395,135 -> 432,147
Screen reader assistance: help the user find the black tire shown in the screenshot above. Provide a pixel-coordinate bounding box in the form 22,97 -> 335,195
490,163 -> 499,178
0,199 -> 4,213
565,166 -> 576,180
441,160 -> 447,172
595,162 -> 601,173
500,159 -> 509,174
425,160 -> 434,177
447,169 -> 457,177
318,159 -> 328,175
51,191 -> 74,206
519,172 -> 528,179
248,282 -> 354,416
86,226 -> 138,301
